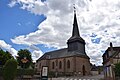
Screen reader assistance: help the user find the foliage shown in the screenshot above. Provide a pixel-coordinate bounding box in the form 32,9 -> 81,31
3,58 -> 17,80
16,68 -> 35,76
0,67 -> 3,76
17,49 -> 32,68
114,62 -> 120,77
0,49 -> 13,66
48,71 -> 56,78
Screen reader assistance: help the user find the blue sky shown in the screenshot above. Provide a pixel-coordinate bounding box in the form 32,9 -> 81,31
0,0 -> 56,53
0,0 -> 120,65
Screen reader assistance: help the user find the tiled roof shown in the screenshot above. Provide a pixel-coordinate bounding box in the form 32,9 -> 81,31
37,48 -> 89,61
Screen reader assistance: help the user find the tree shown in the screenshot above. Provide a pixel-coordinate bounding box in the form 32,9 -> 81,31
0,49 -> 13,66
3,58 -> 17,80
114,62 -> 120,77
2,51 -> 13,65
0,49 -> 5,65
17,49 -> 32,68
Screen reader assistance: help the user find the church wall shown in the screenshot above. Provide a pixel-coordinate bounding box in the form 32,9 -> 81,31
48,58 -> 65,72
48,57 -> 74,73
47,58 -> 74,77
49,59 -> 56,72
76,57 -> 90,75
36,56 -> 91,77
57,58 -> 65,72
65,57 -> 74,73
36,60 -> 48,76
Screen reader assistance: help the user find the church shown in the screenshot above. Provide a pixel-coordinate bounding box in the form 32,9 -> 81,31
36,10 -> 91,77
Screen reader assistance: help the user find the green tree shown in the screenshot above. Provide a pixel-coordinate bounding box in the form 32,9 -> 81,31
3,58 -> 17,80
0,49 -> 13,66
17,49 -> 32,68
114,62 -> 120,77
0,49 -> 5,65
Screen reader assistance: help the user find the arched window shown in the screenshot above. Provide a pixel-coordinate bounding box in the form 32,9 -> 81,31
67,60 -> 70,69
59,61 -> 62,69
52,62 -> 55,69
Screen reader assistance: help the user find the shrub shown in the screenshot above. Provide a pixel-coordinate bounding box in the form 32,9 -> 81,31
16,68 -> 35,76
48,71 -> 55,78
3,58 -> 17,80
114,62 -> 120,77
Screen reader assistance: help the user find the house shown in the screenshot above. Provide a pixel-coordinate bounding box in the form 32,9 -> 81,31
102,42 -> 120,80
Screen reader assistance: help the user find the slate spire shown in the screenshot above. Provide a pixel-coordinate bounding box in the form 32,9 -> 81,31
67,5 -> 85,43
67,5 -> 86,53
72,6 -> 80,37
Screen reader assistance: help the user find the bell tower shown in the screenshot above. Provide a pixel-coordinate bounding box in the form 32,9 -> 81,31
67,7 -> 86,54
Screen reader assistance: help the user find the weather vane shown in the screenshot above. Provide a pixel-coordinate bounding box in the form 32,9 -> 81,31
73,4 -> 76,13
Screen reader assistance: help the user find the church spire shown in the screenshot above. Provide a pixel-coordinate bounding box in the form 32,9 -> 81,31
72,5 -> 80,37
67,5 -> 86,53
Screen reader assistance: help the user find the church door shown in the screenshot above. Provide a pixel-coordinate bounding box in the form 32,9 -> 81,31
82,65 -> 85,76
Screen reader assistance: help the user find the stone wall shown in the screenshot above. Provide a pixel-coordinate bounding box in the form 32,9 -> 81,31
36,56 -> 91,77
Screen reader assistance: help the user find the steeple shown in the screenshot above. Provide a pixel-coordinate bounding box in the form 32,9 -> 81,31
67,6 -> 86,54
72,6 -> 80,37
67,6 -> 85,44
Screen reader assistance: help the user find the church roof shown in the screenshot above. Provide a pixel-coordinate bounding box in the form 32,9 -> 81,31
37,48 -> 89,61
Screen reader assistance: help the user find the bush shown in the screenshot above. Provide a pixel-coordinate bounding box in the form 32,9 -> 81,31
48,71 -> 56,78
3,58 -> 17,80
114,62 -> 120,77
0,67 -> 3,76
16,68 -> 35,76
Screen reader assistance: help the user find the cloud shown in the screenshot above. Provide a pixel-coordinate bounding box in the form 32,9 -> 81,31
32,50 -> 43,62
28,45 -> 43,61
0,40 -> 17,56
9,0 -> 120,65
8,0 -> 17,7
29,45 -> 40,51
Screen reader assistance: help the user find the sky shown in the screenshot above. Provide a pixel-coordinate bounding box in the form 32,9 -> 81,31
0,0 -> 120,65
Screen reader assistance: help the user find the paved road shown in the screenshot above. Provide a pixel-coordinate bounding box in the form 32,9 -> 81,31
48,74 -> 104,80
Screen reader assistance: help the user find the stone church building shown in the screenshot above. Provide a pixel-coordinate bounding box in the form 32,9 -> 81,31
36,10 -> 91,77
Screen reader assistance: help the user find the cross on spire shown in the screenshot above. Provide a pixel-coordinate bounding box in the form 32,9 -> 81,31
73,4 -> 76,14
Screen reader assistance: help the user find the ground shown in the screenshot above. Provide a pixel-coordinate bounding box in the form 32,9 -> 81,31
48,74 -> 104,80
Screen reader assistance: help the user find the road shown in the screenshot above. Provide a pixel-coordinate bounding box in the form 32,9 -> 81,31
48,74 -> 104,80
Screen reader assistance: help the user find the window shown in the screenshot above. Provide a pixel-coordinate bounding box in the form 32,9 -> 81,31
39,63 -> 41,68
67,60 -> 70,69
52,62 -> 55,69
56,60 -> 58,66
59,61 -> 62,69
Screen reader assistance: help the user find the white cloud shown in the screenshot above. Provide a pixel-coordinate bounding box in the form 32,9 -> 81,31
8,0 -> 17,7
0,40 -> 17,56
28,45 -> 43,60
0,39 -> 43,61
0,40 -> 11,49
32,50 -> 43,62
9,0 -> 120,65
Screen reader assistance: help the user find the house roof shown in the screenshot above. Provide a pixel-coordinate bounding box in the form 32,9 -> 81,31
102,47 -> 120,57
102,47 -> 120,64
37,48 -> 89,61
